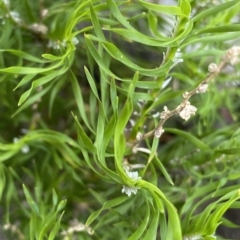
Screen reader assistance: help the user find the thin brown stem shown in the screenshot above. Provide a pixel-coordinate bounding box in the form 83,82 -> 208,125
129,51 -> 232,148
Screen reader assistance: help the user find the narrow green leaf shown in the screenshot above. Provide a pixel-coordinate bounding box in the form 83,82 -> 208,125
73,114 -> 96,153
52,189 -> 58,207
192,0 -> 239,22
215,148 -> 240,155
70,70 -> 94,132
195,24 -> 240,35
101,41 -> 172,77
23,184 -> 39,215
0,49 -> 49,63
143,209 -> 159,240
148,11 -> 169,40
182,32 -> 240,48
0,61 -> 62,74
48,211 -> 65,240
155,156 -> 174,185
138,0 -> 184,16
0,164 -> 6,200
14,74 -> 36,91
85,35 -> 122,80
165,128 -> 211,151
12,81 -> 55,117
90,3 -> 106,40
86,195 -> 128,226
84,66 -> 100,100
128,204 -> 150,240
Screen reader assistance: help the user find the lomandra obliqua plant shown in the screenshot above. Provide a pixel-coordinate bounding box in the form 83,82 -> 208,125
1,0 -> 240,239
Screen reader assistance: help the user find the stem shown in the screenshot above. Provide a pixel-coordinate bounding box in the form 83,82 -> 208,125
129,52 -> 230,148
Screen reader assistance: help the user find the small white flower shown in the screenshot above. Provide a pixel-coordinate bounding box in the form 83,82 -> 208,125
3,0 -> 10,7
129,119 -> 135,127
13,137 -> 30,154
122,186 -> 138,197
136,132 -> 143,141
47,40 -> 59,49
48,37 -> 79,50
61,219 -> 94,236
29,23 -> 48,35
122,170 -> 141,197
126,170 -> 141,180
154,127 -> 164,138
182,91 -> 190,98
160,106 -> 170,119
179,101 -> 197,121
71,37 -> 79,45
196,83 -> 208,93
41,9 -> 48,18
208,63 -> 218,73
226,46 -> 240,65
9,11 -> 21,23
152,112 -> 160,118
21,145 -> 30,154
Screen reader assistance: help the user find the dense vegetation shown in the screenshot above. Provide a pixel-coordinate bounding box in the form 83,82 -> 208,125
1,0 -> 240,239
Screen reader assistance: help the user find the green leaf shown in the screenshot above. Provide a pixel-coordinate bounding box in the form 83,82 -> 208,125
84,66 -> 100,100
137,0 -> 185,16
73,114 -> 97,153
192,0 -> 240,22
215,148 -> 240,155
100,41 -> 173,77
148,11 -> 169,40
12,81 -> 55,117
90,3 -> 106,40
86,195 -> 129,226
48,211 -> 65,240
194,24 -> 240,35
95,104 -> 106,163
165,128 -> 211,151
52,189 -> 58,207
154,156 -> 174,185
0,164 -> 6,200
23,184 -> 39,215
0,49 -> 49,63
0,61 -> 62,74
85,35 -> 121,80
143,209 -> 159,240
70,70 -> 94,132
128,204 -> 150,240
18,67 -> 67,105
181,32 -> 240,47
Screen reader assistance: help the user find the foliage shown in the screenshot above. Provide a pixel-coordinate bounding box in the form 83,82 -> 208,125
1,0 -> 240,239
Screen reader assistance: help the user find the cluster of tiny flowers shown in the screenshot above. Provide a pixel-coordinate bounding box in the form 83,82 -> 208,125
13,137 -> 30,154
196,82 -> 208,94
29,23 -> 48,35
160,106 -> 170,119
48,37 -> 79,50
226,46 -> 240,65
122,169 -> 141,197
61,219 -> 94,237
8,11 -> 21,23
136,132 -> 143,141
154,127 -> 164,138
178,101 -> 197,121
3,0 -> 10,7
208,63 -> 218,73
3,223 -> 24,239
